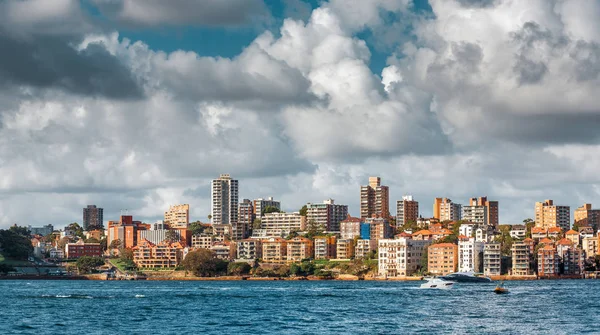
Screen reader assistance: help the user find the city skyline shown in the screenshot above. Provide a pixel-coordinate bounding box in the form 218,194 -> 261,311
1,0 -> 600,229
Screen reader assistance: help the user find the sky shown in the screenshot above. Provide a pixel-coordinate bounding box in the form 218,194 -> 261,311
1,0 -> 600,229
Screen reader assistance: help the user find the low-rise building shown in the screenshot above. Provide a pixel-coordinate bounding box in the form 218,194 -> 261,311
28,224 -> 54,237
340,216 -> 362,240
65,240 -> 102,259
258,212 -> 305,237
236,239 -> 262,260
565,229 -> 580,246
531,227 -> 548,240
287,237 -> 313,263
355,239 -> 376,259
483,242 -> 501,276
582,236 -> 598,258
132,239 -> 184,268
412,230 -> 434,241
547,227 -> 562,239
363,217 -> 392,244
191,234 -> 219,250
428,243 -> 458,276
509,225 -> 526,239
336,239 -> 355,259
211,242 -> 234,260
262,237 -> 287,263
314,236 -> 336,260
49,247 -> 64,259
378,237 -> 432,278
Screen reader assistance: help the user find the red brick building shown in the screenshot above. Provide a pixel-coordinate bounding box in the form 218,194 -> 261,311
65,240 -> 102,259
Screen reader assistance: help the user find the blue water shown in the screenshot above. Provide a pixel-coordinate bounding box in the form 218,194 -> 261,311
1,280 -> 598,334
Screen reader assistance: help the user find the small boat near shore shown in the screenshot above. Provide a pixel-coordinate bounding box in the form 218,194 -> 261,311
494,282 -> 509,294
420,277 -> 455,289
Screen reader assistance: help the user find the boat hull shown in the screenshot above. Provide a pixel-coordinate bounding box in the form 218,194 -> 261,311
439,273 -> 492,283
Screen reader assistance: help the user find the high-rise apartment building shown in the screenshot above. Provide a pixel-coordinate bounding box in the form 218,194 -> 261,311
378,237 -> 432,277
253,197 -> 281,218
483,242 -> 501,276
428,243 -> 458,275
511,240 -> 534,276
574,203 -> 600,231
306,199 -> 348,232
211,174 -> 239,225
463,197 -> 498,227
235,199 -> 254,240
83,205 -> 104,230
396,195 -> 419,227
458,236 -> 484,273
164,204 -> 189,228
535,200 -> 570,231
433,198 -> 462,221
360,176 -> 389,219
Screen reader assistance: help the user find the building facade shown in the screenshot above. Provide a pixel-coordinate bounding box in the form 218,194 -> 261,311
235,199 -> 254,240
433,198 -> 462,222
378,237 -> 431,277
483,242 -> 501,276
360,176 -> 389,219
336,239 -> 355,259
535,200 -> 570,231
511,240 -> 534,275
314,236 -> 337,260
211,174 -> 239,225
306,199 -> 348,232
574,203 -> 600,231
133,240 -> 184,268
65,240 -> 102,259
462,206 -> 488,226
83,205 -> 104,230
164,204 -> 189,228
458,237 -> 484,273
396,195 -> 419,227
538,245 -> 560,277
355,239 -> 376,259
340,216 -> 362,240
257,212 -> 305,237
28,224 -> 54,236
428,243 -> 458,276
363,217 -> 392,244
253,197 -> 281,218
286,237 -> 313,263
236,239 -> 262,260
262,238 -> 287,263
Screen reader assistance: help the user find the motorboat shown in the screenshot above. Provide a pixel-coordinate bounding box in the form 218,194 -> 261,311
494,282 -> 509,294
420,277 -> 455,289
439,271 -> 492,283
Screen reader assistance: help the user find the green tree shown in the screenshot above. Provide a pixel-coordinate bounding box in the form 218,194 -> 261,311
57,237 -> 70,250
75,256 -> 105,274
66,223 -> 85,239
523,218 -> 535,238
0,264 -> 16,274
299,205 -> 308,217
305,220 -> 323,238
189,221 -> 205,236
109,239 -> 122,249
100,238 -> 107,251
164,230 -> 180,243
85,238 -> 100,244
253,218 -> 262,230
420,245 -> 429,274
181,249 -> 219,277
120,248 -> 134,262
263,206 -> 281,215
227,262 -> 251,275
0,229 -> 33,259
9,225 -> 31,236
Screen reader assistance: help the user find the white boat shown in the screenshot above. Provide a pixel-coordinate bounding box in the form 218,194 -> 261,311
420,277 -> 455,289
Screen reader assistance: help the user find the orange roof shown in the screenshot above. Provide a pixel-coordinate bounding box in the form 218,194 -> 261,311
413,229 -> 433,236
430,243 -> 457,248
531,227 -> 547,233
341,216 -> 362,223
548,227 -> 562,233
540,237 -> 553,244
565,229 -> 579,235
541,245 -> 555,251
396,232 -> 413,238
523,238 -> 533,242
557,238 -> 572,246
458,234 -> 469,240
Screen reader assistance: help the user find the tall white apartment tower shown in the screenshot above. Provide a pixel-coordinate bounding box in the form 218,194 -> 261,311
211,174 -> 239,225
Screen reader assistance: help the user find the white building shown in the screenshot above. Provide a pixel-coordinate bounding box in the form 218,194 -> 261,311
236,239 -> 262,260
355,239 -> 376,259
582,237 -> 598,259
459,223 -> 476,238
254,212 -> 305,237
378,237 -> 432,278
49,248 -> 65,259
458,237 -> 484,272
509,225 -> 526,239
211,174 -> 239,225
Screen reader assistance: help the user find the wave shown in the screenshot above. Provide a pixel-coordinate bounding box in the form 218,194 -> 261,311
135,294 -> 145,298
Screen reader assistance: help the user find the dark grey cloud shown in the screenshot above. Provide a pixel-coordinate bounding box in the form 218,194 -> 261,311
0,33 -> 143,99
513,55 -> 548,85
456,0 -> 497,8
571,41 -> 600,82
92,0 -> 269,27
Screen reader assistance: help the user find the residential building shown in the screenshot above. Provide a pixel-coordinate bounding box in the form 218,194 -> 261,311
257,212 -> 305,237
470,197 -> 499,227
49,248 -> 65,259
538,245 -> 560,277
253,197 -> 281,218
509,225 -> 526,239
314,236 -> 337,260
212,224 -> 232,237
556,239 -> 583,275
459,223 -> 476,239
64,240 -> 102,259
412,230 -> 434,241
396,195 -> 419,227
433,198 -> 462,222
28,224 -> 54,237
531,227 -> 548,240
191,234 -> 217,250
236,239 -> 262,260
164,204 -> 189,229
211,174 -> 239,225
235,199 -> 254,240
211,242 -> 234,260
355,239 -> 376,259
138,222 -> 180,245
565,230 -> 580,247
458,237 -> 484,273
462,205 -> 488,226
360,176 -> 389,219
83,205 -> 104,230
363,217 -> 392,244
340,216 -> 362,240
133,239 -> 184,268
511,240 -> 534,275
306,199 -> 348,232
428,243 -> 458,276
107,215 -> 145,249
582,236 -> 598,258
85,229 -> 103,241
378,237 -> 431,277
336,239 -> 355,259
416,217 -> 439,229
574,203 -> 600,231
483,242 -> 501,276
262,237 -> 287,263
287,237 -> 313,263
535,200 -> 570,231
